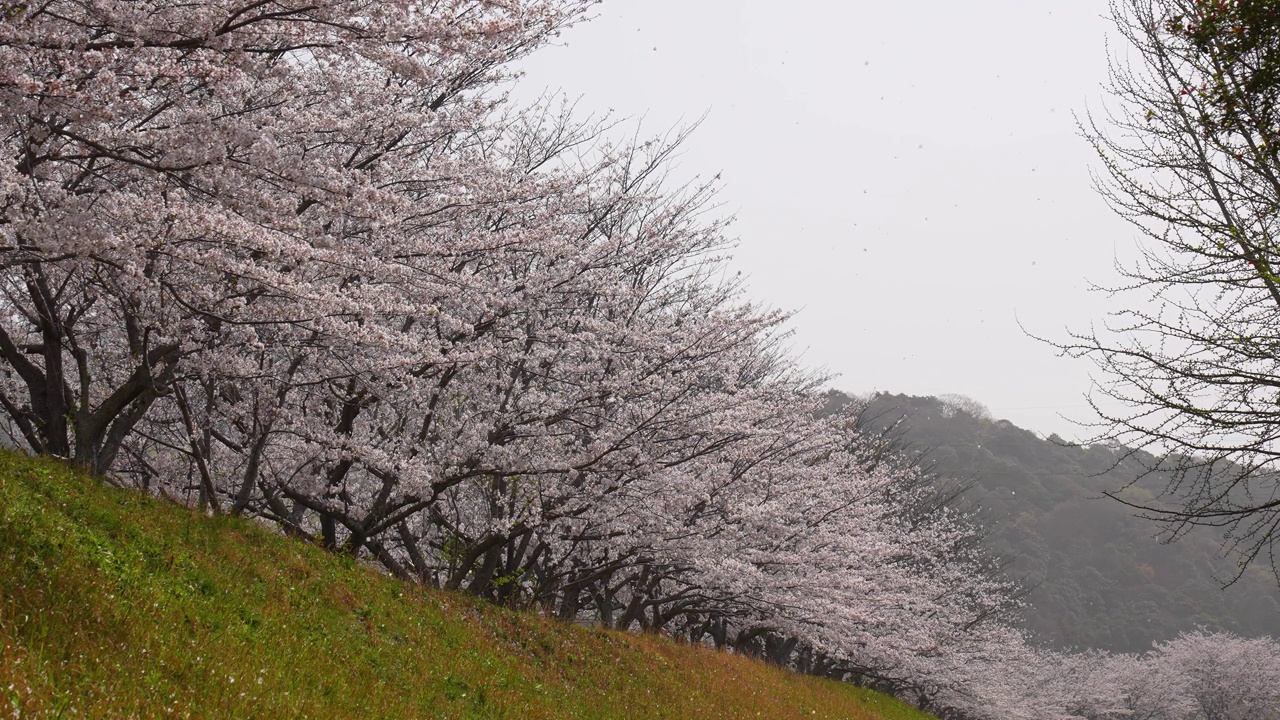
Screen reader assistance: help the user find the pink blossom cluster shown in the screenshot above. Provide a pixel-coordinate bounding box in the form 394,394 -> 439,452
937,631 -> 1280,720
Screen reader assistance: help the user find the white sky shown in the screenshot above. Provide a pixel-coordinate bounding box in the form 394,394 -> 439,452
515,0 -> 1134,439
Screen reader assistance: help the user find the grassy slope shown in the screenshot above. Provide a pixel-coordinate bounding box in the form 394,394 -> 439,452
0,452 -> 936,720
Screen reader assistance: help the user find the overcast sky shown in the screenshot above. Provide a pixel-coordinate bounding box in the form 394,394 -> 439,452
515,0 -> 1134,439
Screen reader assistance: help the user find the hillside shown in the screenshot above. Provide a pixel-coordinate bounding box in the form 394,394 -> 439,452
0,451 -> 934,720
840,392 -> 1280,653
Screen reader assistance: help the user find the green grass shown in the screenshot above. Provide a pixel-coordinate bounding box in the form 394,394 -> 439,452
0,451 -> 936,720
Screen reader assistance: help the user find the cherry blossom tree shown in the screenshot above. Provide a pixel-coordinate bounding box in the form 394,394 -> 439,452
1153,631 -> 1280,720
0,0 -> 593,475
949,632 -> 1280,720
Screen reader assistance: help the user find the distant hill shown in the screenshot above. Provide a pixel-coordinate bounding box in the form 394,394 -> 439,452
831,392 -> 1280,653
0,450 -> 934,720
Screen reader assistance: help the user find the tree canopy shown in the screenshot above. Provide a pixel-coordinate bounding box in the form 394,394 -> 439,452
1064,0 -> 1280,577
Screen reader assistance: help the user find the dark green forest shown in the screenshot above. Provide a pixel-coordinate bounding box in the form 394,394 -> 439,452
830,392 -> 1280,653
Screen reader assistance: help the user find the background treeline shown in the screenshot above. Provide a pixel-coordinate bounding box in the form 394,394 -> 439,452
830,391 -> 1280,652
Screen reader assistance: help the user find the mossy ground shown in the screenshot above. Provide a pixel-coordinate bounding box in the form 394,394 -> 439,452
0,451 -> 935,719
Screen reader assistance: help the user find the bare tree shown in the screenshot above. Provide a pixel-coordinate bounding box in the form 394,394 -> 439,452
1065,0 -> 1280,580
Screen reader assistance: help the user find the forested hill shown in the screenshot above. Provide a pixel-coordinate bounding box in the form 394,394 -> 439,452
831,392 -> 1280,653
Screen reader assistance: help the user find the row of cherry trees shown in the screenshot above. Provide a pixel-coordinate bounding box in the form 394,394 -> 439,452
0,0 -> 1024,709
941,631 -> 1280,720
2,3 -> 1275,718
